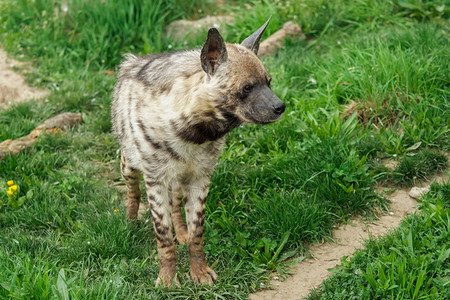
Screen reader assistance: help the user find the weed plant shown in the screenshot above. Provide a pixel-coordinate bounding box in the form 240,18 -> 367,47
0,0 -> 448,298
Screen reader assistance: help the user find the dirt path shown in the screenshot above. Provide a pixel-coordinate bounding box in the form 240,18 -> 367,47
0,47 -> 48,109
250,174 -> 448,300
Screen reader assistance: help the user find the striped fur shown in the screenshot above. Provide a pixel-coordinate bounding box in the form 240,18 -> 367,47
111,22 -> 284,287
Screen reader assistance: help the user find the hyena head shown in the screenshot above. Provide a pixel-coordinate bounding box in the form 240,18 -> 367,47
201,18 -> 285,125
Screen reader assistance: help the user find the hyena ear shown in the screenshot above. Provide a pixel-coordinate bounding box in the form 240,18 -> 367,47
201,28 -> 228,76
241,16 -> 271,55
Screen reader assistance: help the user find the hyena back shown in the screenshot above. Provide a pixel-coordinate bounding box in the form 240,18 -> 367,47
111,18 -> 284,286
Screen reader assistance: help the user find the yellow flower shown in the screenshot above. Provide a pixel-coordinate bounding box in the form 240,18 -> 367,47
7,189 -> 13,196
7,180 -> 14,186
113,209 -> 119,213
11,185 -> 18,192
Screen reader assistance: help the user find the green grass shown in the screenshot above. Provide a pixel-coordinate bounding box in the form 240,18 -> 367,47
392,149 -> 448,185
307,181 -> 450,300
0,0 -> 449,298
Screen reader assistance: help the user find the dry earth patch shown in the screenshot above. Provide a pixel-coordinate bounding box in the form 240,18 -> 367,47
0,47 -> 48,109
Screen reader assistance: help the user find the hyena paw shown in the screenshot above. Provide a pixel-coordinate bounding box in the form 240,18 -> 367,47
190,265 -> 218,284
155,269 -> 179,287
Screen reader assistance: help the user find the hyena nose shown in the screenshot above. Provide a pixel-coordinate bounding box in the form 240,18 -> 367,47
272,102 -> 285,115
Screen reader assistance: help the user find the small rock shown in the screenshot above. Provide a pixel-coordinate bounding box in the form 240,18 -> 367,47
165,16 -> 234,44
409,186 -> 430,199
258,21 -> 304,57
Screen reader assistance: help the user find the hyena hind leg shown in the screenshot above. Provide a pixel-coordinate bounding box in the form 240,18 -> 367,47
120,154 -> 141,219
143,174 -> 178,287
171,188 -> 188,244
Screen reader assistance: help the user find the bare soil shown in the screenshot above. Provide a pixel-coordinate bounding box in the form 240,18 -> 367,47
0,48 -> 48,109
250,173 -> 448,300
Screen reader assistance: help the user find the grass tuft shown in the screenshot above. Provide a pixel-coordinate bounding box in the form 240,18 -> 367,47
393,150 -> 448,185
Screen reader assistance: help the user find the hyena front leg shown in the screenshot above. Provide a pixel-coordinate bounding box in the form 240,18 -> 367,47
143,174 -> 177,287
171,187 -> 188,244
184,180 -> 218,284
120,154 -> 141,219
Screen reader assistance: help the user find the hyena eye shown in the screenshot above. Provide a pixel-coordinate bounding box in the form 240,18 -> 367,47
243,84 -> 253,94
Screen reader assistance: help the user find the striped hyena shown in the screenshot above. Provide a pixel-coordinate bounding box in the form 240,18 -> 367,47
111,18 -> 284,286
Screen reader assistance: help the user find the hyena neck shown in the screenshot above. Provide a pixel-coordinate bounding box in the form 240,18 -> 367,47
175,108 -> 242,144
173,73 -> 243,144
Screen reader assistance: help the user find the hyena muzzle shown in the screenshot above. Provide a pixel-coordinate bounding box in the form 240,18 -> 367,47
111,18 -> 284,286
